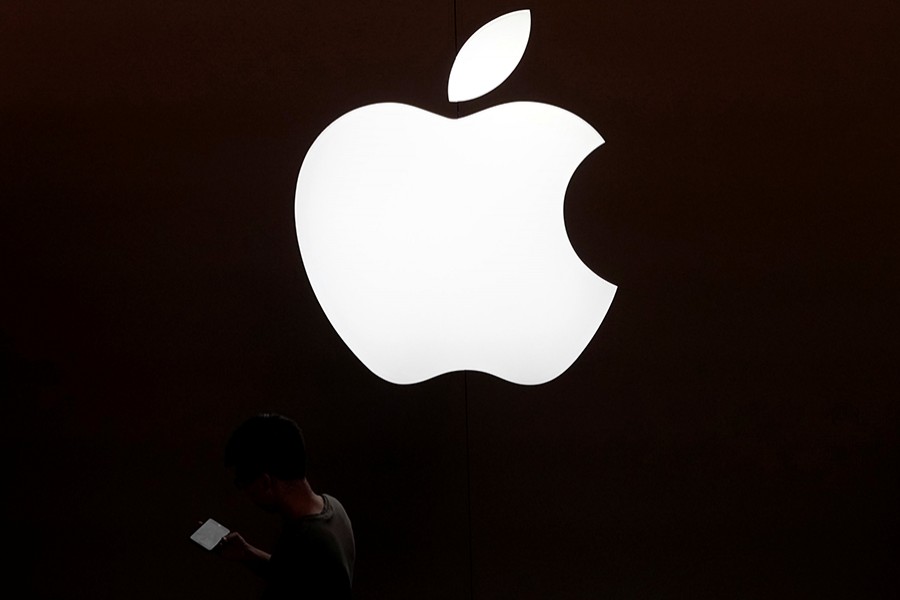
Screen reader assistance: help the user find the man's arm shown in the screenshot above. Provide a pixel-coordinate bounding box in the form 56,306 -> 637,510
217,531 -> 272,579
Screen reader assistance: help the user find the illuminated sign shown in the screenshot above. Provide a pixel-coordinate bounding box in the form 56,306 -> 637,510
295,10 -> 616,385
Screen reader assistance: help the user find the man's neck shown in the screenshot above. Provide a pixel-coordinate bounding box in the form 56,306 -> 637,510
279,479 -> 325,519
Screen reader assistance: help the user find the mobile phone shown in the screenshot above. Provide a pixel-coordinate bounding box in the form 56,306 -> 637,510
190,518 -> 230,550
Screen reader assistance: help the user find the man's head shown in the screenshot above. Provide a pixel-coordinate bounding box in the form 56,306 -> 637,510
224,413 -> 308,509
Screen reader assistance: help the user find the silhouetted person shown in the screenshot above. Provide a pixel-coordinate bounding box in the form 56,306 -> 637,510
219,413 -> 355,600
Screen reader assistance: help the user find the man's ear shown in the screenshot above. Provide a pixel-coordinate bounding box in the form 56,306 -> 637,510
259,473 -> 273,492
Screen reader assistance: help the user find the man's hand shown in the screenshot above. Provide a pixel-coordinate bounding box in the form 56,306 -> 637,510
215,531 -> 272,577
216,532 -> 255,561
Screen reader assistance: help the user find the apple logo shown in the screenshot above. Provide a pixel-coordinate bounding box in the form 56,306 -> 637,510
295,9 -> 616,385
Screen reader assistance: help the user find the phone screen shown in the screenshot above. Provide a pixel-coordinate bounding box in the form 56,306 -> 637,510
190,518 -> 230,550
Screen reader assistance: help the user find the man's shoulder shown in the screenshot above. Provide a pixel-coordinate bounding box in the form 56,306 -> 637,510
281,495 -> 351,539
322,494 -> 350,519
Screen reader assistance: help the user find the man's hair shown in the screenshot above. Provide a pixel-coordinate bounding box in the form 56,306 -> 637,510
224,413 -> 307,486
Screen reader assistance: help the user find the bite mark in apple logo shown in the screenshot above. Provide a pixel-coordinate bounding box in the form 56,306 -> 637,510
295,9 -> 616,385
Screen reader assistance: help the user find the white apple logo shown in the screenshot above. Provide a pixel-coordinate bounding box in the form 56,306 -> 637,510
295,9 -> 616,385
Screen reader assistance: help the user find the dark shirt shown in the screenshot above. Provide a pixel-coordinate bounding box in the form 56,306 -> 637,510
263,494 -> 355,600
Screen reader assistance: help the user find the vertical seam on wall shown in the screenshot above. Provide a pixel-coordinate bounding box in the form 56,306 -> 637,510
465,370 -> 473,600
454,3 -> 473,596
453,3 -> 470,597
454,0 -> 460,120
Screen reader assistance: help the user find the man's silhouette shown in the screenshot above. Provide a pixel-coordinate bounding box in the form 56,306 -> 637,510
218,413 -> 355,599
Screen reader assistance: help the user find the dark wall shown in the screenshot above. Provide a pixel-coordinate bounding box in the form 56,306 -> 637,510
2,1 -> 897,598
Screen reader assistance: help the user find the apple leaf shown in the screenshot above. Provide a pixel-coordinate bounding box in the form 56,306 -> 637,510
448,9 -> 531,103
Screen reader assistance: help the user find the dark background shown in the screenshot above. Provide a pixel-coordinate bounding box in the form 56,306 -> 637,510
2,1 -> 898,598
